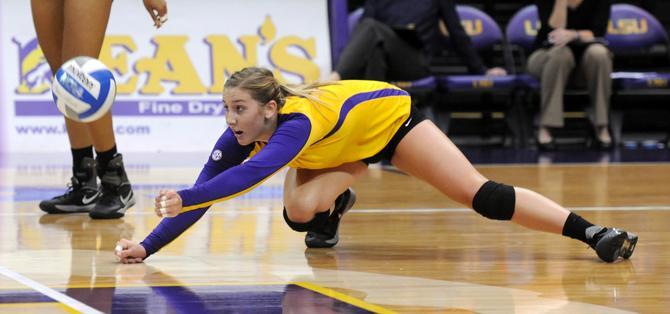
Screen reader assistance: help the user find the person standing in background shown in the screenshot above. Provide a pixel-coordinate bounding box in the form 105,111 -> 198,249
32,0 -> 168,218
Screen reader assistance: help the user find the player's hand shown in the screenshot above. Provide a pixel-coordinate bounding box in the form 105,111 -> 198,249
155,189 -> 183,218
115,239 -> 147,264
143,0 -> 168,28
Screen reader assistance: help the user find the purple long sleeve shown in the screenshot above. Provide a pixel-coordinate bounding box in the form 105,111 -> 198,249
140,114 -> 311,257
139,128 -> 255,257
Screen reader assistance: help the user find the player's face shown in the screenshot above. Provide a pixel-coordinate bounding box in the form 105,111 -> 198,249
223,87 -> 275,145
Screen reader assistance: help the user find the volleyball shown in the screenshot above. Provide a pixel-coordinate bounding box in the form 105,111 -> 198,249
51,56 -> 116,123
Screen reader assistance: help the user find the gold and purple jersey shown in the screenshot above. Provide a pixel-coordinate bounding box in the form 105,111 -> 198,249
141,80 -> 411,255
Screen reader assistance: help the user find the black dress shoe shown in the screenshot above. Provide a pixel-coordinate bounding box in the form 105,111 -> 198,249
592,126 -> 614,150
595,139 -> 613,150
536,138 -> 556,151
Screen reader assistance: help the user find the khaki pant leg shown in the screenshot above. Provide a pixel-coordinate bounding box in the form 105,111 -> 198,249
527,46 -> 576,127
578,44 -> 613,126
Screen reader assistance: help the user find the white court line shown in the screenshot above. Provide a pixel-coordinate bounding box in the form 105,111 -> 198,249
1,205 -> 669,217
352,205 -> 670,213
0,265 -> 102,314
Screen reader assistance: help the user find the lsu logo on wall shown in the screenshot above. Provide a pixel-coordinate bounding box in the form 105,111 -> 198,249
461,19 -> 484,36
439,19 -> 485,37
608,18 -> 648,35
14,16 -> 320,96
517,18 -> 649,37
524,20 -> 541,36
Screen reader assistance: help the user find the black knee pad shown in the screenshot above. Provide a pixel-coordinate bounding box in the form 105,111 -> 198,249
283,208 -> 329,232
472,181 -> 515,220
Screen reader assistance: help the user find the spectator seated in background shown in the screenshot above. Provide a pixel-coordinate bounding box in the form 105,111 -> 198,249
330,0 -> 506,82
527,0 -> 613,150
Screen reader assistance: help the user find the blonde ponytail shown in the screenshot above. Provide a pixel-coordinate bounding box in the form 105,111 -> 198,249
279,81 -> 338,106
224,67 -> 337,118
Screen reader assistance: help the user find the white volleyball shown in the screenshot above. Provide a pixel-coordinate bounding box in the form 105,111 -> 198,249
51,56 -> 116,123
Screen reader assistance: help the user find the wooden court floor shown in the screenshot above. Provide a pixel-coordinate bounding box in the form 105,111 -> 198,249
1,158 -> 669,313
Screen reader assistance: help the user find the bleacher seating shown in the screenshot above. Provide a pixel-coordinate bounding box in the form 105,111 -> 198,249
334,1 -> 670,147
437,5 -> 527,147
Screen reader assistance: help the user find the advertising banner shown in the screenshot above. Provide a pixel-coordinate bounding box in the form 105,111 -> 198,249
1,0 -> 332,153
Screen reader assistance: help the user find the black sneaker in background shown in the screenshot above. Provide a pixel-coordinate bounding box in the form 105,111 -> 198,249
39,157 -> 100,214
89,154 -> 135,219
586,226 -> 638,263
305,188 -> 356,248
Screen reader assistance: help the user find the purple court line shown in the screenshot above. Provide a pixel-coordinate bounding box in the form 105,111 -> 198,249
0,0 -> 5,160
14,100 -> 226,116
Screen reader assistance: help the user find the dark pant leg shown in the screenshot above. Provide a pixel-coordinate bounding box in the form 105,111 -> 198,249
383,29 -> 430,81
336,18 -> 429,81
335,18 -> 387,80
